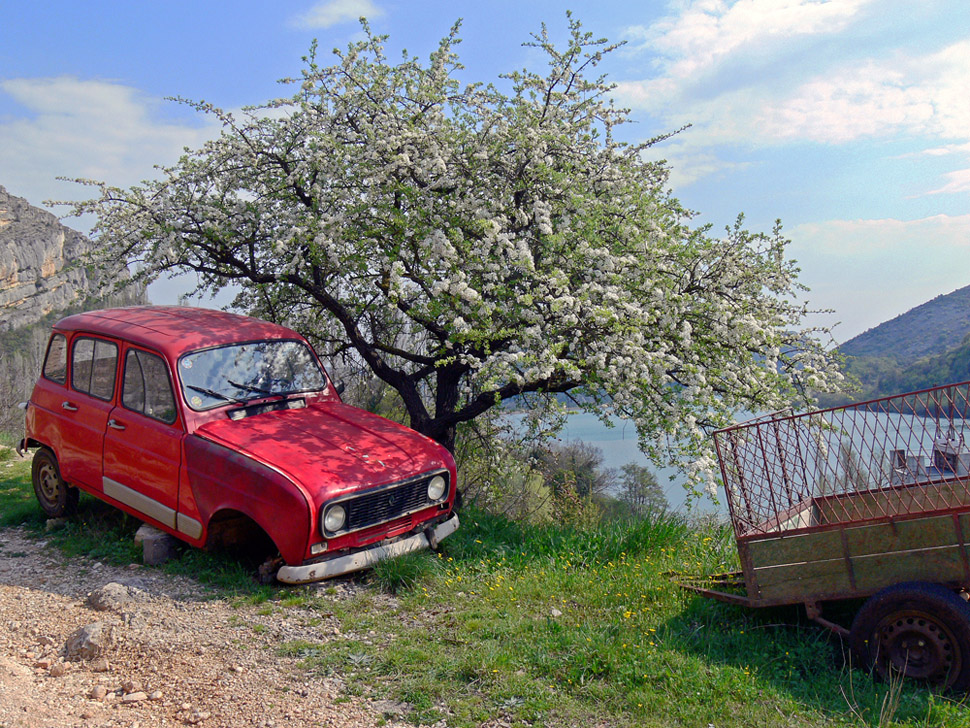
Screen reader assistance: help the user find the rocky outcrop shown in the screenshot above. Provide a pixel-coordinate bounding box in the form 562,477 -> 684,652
0,185 -> 141,331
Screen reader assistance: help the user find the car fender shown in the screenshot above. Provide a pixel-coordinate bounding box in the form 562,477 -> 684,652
183,434 -> 313,565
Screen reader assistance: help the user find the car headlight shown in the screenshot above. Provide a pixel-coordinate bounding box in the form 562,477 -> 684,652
323,504 -> 346,533
427,474 -> 447,501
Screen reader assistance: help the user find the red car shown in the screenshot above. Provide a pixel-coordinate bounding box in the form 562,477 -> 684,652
18,306 -> 459,583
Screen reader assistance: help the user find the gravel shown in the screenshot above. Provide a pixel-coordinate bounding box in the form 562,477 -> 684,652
0,526 -> 433,728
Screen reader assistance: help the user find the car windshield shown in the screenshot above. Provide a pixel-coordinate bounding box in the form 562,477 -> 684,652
178,339 -> 328,411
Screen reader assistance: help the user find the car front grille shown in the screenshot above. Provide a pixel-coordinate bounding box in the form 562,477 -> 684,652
341,472 -> 446,534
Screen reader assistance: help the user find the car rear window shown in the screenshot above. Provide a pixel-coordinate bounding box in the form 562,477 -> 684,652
71,337 -> 118,401
42,333 -> 68,384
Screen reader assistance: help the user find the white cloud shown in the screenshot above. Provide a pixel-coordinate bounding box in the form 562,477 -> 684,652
615,1 -> 970,195
926,169 -> 970,196
289,0 -> 384,30
0,76 -> 216,218
625,0 -> 875,79
789,214 -> 970,339
639,139 -> 752,188
754,41 -> 970,144
619,36 -> 970,148
919,143 -> 970,158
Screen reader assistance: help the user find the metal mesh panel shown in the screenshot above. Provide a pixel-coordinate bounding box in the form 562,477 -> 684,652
714,382 -> 970,539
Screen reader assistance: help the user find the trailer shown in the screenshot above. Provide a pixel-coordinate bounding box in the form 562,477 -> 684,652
690,381 -> 970,689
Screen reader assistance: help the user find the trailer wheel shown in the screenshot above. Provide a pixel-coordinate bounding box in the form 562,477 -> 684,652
850,582 -> 970,690
31,448 -> 78,518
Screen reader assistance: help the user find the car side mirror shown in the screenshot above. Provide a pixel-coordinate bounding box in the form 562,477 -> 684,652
334,381 -> 345,396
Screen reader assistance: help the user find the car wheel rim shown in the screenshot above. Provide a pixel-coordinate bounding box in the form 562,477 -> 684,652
875,610 -> 960,685
38,461 -> 62,504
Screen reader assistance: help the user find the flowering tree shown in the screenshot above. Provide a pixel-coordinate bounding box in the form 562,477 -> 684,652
67,18 -> 843,494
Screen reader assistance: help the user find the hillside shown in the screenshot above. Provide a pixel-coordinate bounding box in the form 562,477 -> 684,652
824,285 -> 970,404
839,285 -> 970,366
0,185 -> 146,436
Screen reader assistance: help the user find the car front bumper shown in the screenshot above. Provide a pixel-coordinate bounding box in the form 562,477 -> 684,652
276,514 -> 460,584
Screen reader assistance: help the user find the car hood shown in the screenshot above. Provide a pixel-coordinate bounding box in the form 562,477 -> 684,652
195,401 -> 451,503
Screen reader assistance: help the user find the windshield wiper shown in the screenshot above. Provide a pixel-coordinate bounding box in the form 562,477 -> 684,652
226,379 -> 286,398
186,384 -> 245,405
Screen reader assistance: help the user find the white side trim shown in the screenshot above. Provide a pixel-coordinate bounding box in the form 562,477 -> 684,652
177,513 -> 203,540
277,514 -> 460,584
103,477 -> 176,529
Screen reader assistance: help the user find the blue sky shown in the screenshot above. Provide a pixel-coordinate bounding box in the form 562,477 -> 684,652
2,0 -> 968,343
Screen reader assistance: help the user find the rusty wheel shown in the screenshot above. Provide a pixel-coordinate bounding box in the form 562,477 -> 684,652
31,448 -> 78,518
851,582 -> 970,691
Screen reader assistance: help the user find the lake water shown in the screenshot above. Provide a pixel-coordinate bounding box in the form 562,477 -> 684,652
505,412 -> 726,515
508,402 -> 970,522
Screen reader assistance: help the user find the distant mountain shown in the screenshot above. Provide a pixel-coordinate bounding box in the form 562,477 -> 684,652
824,285 -> 970,405
839,286 -> 970,366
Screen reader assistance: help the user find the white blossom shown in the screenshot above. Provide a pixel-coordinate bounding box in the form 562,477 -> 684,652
67,17 -> 846,499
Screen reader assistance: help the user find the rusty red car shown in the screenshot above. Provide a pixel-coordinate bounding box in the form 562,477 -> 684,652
18,306 -> 459,583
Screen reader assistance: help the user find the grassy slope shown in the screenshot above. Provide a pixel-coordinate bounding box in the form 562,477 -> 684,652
2,456 -> 970,727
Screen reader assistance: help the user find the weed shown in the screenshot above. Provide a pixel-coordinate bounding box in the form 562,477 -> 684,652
371,549 -> 441,594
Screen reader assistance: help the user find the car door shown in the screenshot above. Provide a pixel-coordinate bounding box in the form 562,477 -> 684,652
102,346 -> 184,532
56,335 -> 119,491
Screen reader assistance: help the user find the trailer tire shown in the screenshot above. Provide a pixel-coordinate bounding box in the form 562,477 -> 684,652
850,582 -> 970,690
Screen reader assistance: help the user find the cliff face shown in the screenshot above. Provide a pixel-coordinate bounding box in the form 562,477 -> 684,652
0,185 -> 142,330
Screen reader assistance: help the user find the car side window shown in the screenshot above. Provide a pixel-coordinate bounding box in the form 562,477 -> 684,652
122,349 -> 178,424
42,334 -> 68,384
71,337 -> 118,401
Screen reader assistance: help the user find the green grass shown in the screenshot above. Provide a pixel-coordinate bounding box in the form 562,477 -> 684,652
5,457 -> 970,726
0,458 -> 43,527
284,511 -> 970,727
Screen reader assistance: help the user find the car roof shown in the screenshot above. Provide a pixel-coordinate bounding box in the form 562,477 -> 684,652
53,306 -> 306,359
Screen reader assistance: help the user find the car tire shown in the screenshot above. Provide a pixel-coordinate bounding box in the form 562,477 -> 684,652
850,581 -> 970,690
31,448 -> 79,518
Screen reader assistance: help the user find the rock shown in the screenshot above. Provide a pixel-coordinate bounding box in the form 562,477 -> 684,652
65,622 -> 112,661
373,699 -> 409,717
49,662 -> 68,677
90,658 -> 110,672
45,518 -> 68,532
134,524 -> 178,565
86,583 -> 131,612
149,690 -> 163,701
184,710 -> 211,724
121,691 -> 148,703
0,185 -> 146,332
122,679 -> 142,694
550,607 -> 563,618
33,658 -> 52,669
80,709 -> 97,719
89,685 -> 108,700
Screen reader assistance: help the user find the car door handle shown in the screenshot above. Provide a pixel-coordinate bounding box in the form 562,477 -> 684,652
107,419 -> 126,431
61,401 -> 78,412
